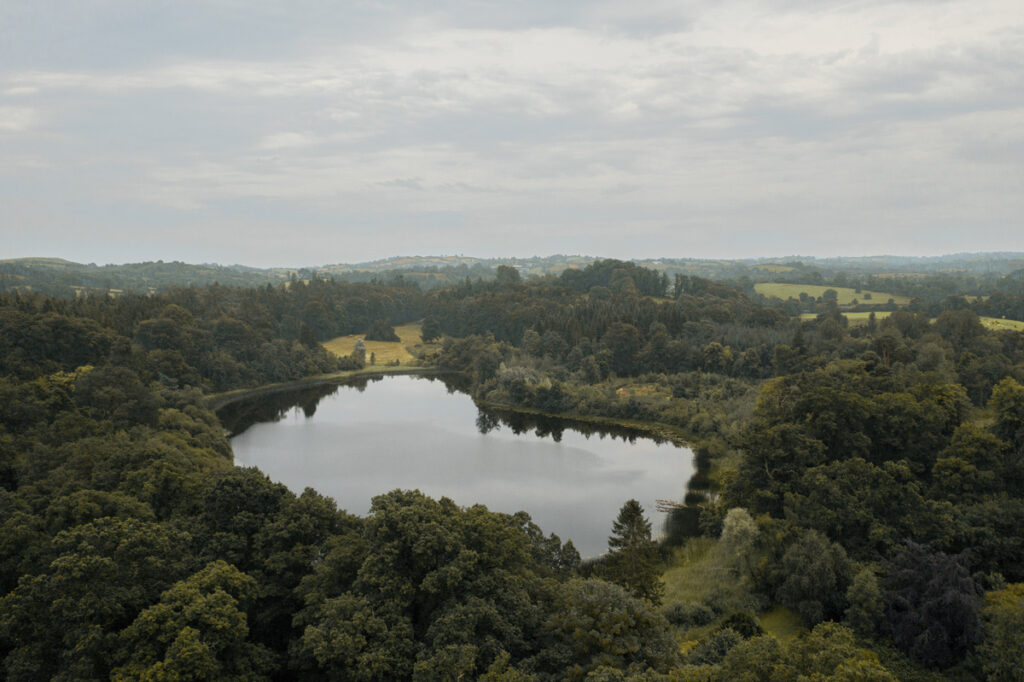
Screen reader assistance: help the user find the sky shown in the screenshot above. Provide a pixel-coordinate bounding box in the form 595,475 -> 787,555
1,0 -> 1022,267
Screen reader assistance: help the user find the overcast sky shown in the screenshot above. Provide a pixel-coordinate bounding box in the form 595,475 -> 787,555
2,0 -> 1022,267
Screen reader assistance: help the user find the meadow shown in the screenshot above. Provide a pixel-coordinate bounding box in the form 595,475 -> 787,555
754,282 -> 911,306
797,311 -> 1024,330
322,322 -> 425,365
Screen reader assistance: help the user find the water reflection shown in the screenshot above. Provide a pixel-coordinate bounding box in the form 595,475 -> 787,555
222,374 -> 693,558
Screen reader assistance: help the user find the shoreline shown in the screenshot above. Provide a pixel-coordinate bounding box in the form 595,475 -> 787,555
205,365 -> 445,411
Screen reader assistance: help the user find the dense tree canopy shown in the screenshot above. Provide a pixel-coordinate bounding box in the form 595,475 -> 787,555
3,259 -> 1024,678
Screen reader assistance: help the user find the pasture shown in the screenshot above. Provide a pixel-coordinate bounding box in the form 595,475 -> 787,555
798,311 -> 893,325
980,317 -> 1024,331
755,283 -> 911,306
797,312 -> 1024,331
322,322 -> 424,366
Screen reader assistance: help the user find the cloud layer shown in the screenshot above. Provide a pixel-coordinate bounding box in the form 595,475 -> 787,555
2,0 -> 1022,265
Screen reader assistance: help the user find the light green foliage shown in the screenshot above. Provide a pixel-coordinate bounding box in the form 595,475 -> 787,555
661,538 -> 763,619
112,560 -> 275,681
715,623 -> 896,681
540,579 -> 679,680
989,377 -> 1024,450
844,566 -> 883,637
296,593 -> 415,681
977,583 -> 1024,681
786,623 -> 895,681
775,529 -> 852,626
718,508 -> 758,579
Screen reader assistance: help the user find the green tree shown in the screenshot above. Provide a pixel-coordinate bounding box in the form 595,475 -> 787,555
495,265 -> 522,285
602,323 -> 640,377
112,561 -> 276,681
844,566 -> 884,637
990,377 -> 1024,450
604,499 -> 663,604
539,579 -> 678,679
420,316 -> 441,342
881,541 -> 983,668
0,518 -> 194,680
775,529 -> 852,626
977,583 -> 1024,681
365,319 -> 400,342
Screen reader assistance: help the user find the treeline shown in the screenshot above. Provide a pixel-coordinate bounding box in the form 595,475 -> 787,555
4,258 -> 1024,678
0,277 -> 424,391
0,258 -> 287,297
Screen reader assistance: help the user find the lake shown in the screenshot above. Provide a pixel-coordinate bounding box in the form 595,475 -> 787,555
224,374 -> 693,558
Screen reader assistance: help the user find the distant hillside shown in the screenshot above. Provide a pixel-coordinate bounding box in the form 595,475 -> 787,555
4,252 -> 1024,299
0,258 -> 290,298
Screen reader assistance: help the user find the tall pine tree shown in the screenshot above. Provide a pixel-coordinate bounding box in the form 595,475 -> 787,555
604,499 -> 663,604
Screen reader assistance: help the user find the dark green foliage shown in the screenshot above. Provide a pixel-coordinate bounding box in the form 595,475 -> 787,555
688,628 -> 743,665
664,602 -> 715,628
561,260 -> 667,298
717,612 -> 763,639
4,259 -> 1024,680
365,318 -> 400,342
496,265 -> 522,285
0,518 -> 195,680
420,315 -> 441,342
603,500 -> 664,605
292,489 -> 581,680
881,541 -> 984,668
74,365 -> 162,429
774,529 -> 853,626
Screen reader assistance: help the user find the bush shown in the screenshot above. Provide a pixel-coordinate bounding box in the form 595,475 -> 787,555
664,602 -> 715,629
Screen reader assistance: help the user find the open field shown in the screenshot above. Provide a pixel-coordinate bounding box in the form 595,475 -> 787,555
980,317 -> 1024,331
798,311 -> 1024,331
755,282 -> 911,306
322,322 -> 424,365
798,311 -> 893,324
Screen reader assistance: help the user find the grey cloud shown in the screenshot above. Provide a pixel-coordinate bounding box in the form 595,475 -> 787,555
2,0 -> 1022,265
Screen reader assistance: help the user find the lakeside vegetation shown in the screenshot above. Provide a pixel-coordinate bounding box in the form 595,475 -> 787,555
2,255 -> 1024,679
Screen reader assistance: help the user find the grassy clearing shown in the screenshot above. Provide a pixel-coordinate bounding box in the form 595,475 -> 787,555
797,312 -> 1024,331
798,311 -> 893,325
759,606 -> 803,641
980,316 -> 1024,331
662,539 -> 721,606
755,282 -> 911,306
661,538 -> 807,647
322,322 -> 425,366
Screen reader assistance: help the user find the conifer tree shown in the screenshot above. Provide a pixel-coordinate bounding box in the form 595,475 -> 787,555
604,499 -> 663,604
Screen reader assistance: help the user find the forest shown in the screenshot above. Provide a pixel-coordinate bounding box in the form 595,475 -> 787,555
2,258 -> 1024,680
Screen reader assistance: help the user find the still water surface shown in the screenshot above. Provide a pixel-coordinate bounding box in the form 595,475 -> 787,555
226,375 -> 692,557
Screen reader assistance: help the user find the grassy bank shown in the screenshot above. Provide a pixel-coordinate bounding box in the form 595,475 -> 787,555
205,365 -> 439,411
